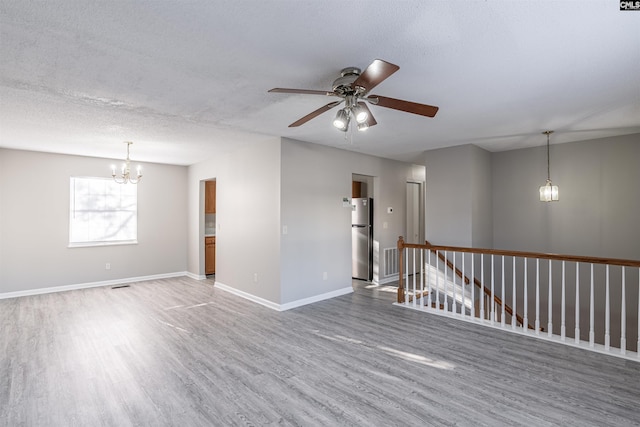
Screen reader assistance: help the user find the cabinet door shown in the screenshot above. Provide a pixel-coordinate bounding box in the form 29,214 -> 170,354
205,237 -> 215,274
352,181 -> 362,198
205,181 -> 216,213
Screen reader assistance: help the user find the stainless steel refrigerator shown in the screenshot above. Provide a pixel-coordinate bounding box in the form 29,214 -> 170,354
352,198 -> 373,280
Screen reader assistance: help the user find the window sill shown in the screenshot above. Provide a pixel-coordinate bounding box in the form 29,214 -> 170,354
68,240 -> 138,249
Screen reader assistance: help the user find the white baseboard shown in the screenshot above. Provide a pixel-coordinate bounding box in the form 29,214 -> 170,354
185,271 -> 207,281
214,281 -> 353,311
0,271 -> 188,300
279,286 -> 354,311
1,274 -> 354,313
373,274 -> 399,285
213,281 -> 281,310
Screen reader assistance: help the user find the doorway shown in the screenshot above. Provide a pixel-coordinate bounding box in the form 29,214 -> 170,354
406,181 -> 424,244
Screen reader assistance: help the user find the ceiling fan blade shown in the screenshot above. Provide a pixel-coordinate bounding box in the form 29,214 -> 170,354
358,102 -> 377,127
369,95 -> 439,118
351,59 -> 399,94
269,88 -> 335,96
288,101 -> 342,127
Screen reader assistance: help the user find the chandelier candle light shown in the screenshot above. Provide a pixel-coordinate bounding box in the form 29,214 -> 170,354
111,141 -> 142,184
539,130 -> 558,202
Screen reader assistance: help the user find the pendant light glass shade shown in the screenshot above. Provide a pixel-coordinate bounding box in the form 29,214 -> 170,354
539,131 -> 558,202
539,180 -> 559,201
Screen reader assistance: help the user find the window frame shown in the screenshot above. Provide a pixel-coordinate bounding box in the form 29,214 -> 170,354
69,176 -> 139,248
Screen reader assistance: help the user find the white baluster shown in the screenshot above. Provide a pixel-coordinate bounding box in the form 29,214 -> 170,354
561,261 -> 566,341
575,263 -> 580,345
491,255 -> 495,323
405,247 -> 409,304
419,249 -> 424,308
621,267 -> 626,355
637,268 -> 639,359
435,251 -> 440,310
444,250 -> 449,312
605,265 -> 610,350
535,259 -> 540,335
548,259 -> 553,338
512,257 -> 516,330
523,258 -> 528,333
471,253 -> 475,320
426,249 -> 432,309
453,252 -> 457,314
412,248 -> 416,308
461,253 -> 466,318
480,254 -> 485,321
589,263 -> 595,347
501,255 -> 506,328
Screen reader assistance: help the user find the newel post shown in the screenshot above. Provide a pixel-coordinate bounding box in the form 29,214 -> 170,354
397,236 -> 405,303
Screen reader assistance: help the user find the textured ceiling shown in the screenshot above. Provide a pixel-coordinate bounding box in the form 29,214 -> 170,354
1,1 -> 639,165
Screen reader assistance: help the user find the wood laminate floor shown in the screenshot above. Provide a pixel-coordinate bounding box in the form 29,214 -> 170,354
1,277 -> 639,426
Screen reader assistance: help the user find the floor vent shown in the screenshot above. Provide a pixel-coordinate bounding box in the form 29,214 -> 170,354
384,247 -> 399,277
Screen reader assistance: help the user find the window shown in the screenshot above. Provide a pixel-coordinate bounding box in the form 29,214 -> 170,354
69,177 -> 138,247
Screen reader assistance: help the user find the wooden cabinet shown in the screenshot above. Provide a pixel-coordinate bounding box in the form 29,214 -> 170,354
352,181 -> 362,198
205,236 -> 216,275
205,180 -> 216,214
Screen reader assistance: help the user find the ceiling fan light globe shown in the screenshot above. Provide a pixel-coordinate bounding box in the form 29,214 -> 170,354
333,109 -> 349,130
354,107 -> 368,123
357,122 -> 369,132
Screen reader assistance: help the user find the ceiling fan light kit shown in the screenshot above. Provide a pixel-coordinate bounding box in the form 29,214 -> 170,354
268,59 -> 439,132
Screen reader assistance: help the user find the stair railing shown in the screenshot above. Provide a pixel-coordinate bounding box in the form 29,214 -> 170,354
396,236 -> 640,361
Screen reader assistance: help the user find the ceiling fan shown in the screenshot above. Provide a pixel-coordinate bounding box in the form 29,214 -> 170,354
268,59 -> 438,132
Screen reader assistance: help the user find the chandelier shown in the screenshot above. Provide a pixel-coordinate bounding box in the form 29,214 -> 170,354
111,141 -> 142,184
539,131 -> 558,202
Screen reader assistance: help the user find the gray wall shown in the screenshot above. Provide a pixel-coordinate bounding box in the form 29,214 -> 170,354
280,138 -> 419,302
493,133 -> 640,259
424,144 -> 493,247
422,133 -> 640,351
0,148 -> 188,294
187,138 -> 282,304
187,137 -> 420,307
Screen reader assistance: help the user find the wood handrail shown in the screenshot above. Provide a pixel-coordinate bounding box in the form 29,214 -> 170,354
412,242 -> 640,268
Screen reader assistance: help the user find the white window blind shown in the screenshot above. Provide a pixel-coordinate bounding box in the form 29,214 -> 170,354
69,177 -> 138,246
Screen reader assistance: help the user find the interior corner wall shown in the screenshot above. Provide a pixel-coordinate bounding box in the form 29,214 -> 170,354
0,148 -> 188,294
492,133 -> 640,259
424,145 -> 473,246
470,145 -> 493,248
187,138 -> 282,304
280,138 -> 417,302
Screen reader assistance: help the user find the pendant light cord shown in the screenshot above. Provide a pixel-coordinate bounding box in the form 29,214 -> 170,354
543,130 -> 554,182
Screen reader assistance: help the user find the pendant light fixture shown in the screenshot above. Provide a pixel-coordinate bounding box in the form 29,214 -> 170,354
539,131 -> 558,202
111,141 -> 142,184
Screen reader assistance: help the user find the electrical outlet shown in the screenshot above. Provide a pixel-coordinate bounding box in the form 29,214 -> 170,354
105,263 -> 111,270
282,225 -> 288,235
253,273 -> 258,283
322,272 -> 328,280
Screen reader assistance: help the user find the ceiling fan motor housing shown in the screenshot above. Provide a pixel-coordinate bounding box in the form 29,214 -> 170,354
332,67 -> 361,95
